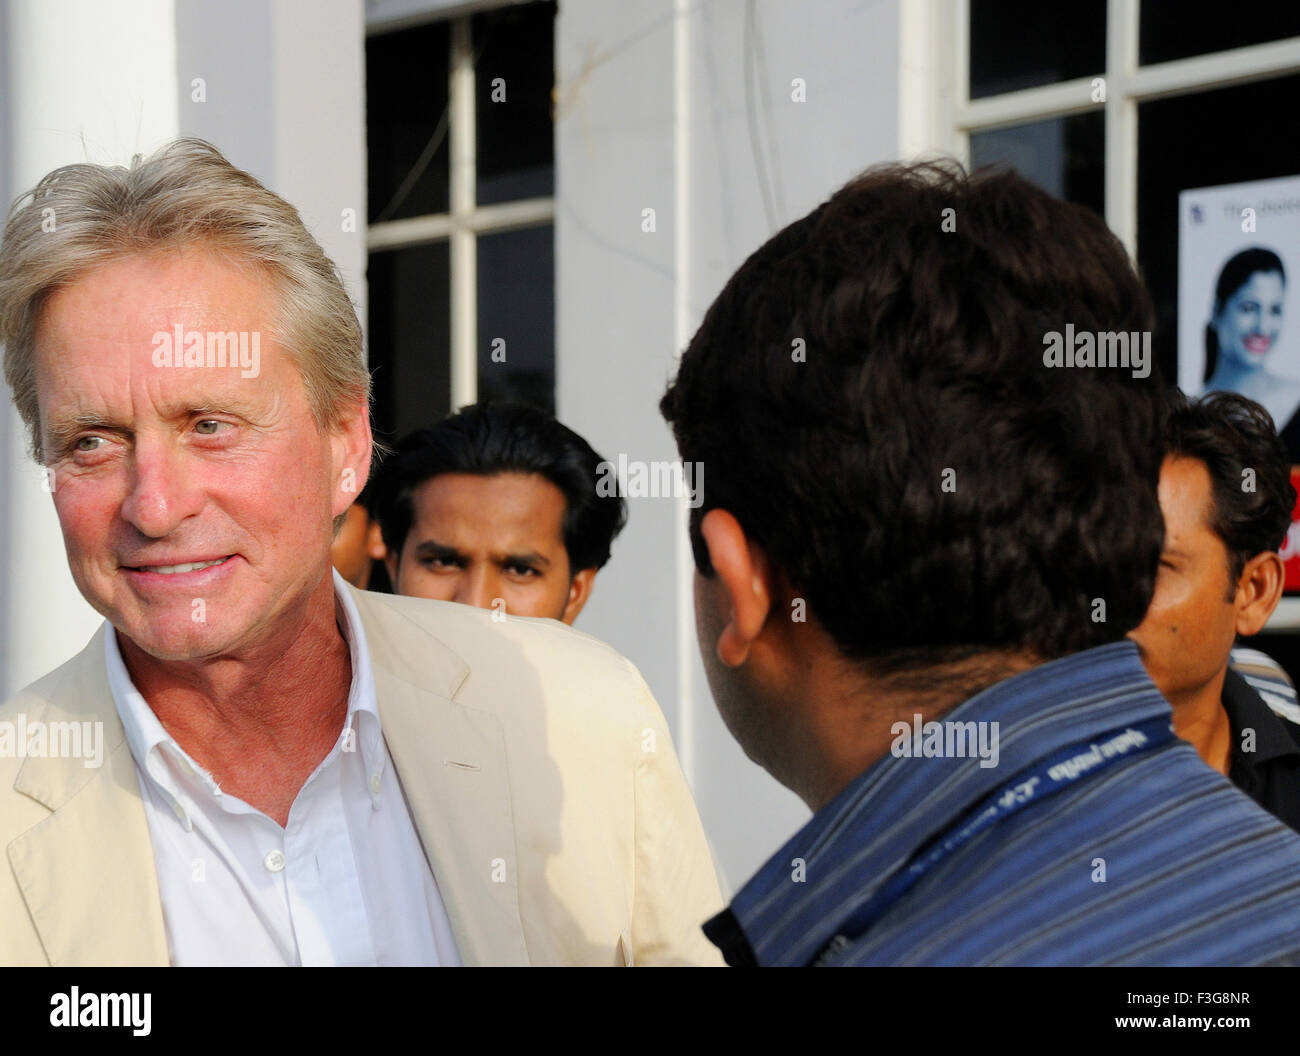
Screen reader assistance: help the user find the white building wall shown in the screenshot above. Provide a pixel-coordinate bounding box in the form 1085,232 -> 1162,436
173,0 -> 368,347
556,0 -> 906,890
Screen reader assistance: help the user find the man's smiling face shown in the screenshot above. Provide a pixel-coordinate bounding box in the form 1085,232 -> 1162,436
34,246 -> 358,660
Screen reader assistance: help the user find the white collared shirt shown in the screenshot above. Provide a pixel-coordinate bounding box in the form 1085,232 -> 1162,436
105,569 -> 461,967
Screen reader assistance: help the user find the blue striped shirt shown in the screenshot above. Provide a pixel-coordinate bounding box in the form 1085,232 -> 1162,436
704,641 -> 1300,966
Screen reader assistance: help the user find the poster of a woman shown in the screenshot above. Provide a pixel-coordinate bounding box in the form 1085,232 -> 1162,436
1180,175 -> 1300,591
1180,175 -> 1300,453
1202,247 -> 1294,442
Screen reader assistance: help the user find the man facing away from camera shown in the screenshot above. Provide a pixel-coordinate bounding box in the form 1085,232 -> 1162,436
1131,390 -> 1300,832
660,160 -> 1300,966
0,139 -> 723,967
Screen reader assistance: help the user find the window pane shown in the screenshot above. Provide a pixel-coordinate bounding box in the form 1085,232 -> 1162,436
474,2 -> 556,206
969,111 -> 1105,217
1141,0 -> 1300,66
1137,74 -> 1300,396
476,224 -> 555,413
367,243 -> 452,443
970,0 -> 1106,99
366,21 -> 450,222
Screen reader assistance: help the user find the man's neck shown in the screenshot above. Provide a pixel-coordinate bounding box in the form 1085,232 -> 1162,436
1167,669 -> 1232,776
798,648 -> 1042,811
117,573 -> 353,826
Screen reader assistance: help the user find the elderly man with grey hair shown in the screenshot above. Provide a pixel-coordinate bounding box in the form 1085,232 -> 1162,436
0,139 -> 724,967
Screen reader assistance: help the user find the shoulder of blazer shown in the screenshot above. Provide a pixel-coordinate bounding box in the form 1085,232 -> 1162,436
2,624 -> 168,967
1,623 -> 127,816
345,585 -> 659,725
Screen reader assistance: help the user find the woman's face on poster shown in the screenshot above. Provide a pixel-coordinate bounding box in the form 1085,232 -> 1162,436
1214,269 -> 1286,370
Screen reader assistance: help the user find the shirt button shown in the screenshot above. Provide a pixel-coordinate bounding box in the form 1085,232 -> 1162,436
370,774 -> 381,795
264,850 -> 286,873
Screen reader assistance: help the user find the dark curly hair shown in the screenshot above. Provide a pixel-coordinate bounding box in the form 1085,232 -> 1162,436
660,160 -> 1165,670
1165,390 -> 1296,592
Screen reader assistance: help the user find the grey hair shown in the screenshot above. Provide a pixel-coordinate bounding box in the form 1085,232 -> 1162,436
0,138 -> 370,463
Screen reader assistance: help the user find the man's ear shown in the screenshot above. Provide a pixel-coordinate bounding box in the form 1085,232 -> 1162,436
332,396 -> 373,520
1235,551 -> 1286,637
560,568 -> 596,625
365,518 -> 387,561
699,509 -> 772,667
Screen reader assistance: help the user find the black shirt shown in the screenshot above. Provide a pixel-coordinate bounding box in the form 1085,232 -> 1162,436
1222,666 -> 1300,834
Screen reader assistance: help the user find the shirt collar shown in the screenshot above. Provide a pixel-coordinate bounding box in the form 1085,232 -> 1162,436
1222,666 -> 1300,767
105,568 -> 385,826
714,640 -> 1173,966
332,569 -> 387,799
104,624 -> 206,830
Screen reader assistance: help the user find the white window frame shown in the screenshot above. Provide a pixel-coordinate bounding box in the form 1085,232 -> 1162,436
365,13 -> 556,410
949,0 -> 1300,257
948,0 -> 1300,628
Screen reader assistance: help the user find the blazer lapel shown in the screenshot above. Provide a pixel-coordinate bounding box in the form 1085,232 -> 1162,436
9,598 -> 531,966
7,626 -> 168,966
355,590 -> 530,966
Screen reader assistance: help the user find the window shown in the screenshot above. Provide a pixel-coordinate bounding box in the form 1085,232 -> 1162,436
1137,73 -> 1300,386
968,0 -> 1106,99
365,1 -> 557,445
955,0 -> 1300,249
969,111 -> 1105,217
953,0 -> 1300,629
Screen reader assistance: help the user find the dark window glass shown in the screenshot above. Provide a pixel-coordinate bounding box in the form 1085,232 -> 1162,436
476,224 -> 555,413
1141,1 -> 1300,66
970,0 -> 1106,99
1137,74 -> 1300,391
970,111 -> 1105,217
366,21 -> 450,222
474,2 -> 556,206
367,243 -> 452,443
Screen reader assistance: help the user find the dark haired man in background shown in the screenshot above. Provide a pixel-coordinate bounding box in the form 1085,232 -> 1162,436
370,402 -> 626,624
330,480 -> 391,592
661,160 -> 1300,966
1131,390 -> 1300,832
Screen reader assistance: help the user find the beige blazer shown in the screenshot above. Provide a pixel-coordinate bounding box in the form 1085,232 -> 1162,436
0,585 -> 726,966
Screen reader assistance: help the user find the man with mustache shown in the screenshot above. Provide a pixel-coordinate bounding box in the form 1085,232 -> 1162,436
1131,390 -> 1300,832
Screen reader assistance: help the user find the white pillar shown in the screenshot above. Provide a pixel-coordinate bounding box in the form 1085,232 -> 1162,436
1,0 -> 179,695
